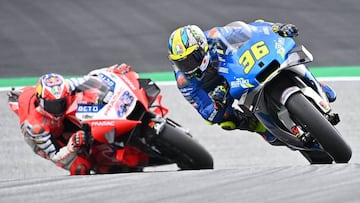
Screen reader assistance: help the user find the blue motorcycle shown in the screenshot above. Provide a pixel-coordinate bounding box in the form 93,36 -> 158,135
216,21 -> 351,164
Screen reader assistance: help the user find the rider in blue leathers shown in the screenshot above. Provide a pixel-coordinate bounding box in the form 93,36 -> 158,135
167,20 -> 336,145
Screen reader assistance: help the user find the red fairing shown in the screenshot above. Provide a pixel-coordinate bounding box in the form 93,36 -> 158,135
119,71 -> 150,112
65,94 -> 79,115
9,101 -> 19,116
152,94 -> 169,116
88,119 -> 140,144
8,67 -> 172,174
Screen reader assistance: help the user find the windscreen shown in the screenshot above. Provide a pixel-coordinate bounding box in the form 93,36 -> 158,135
214,21 -> 253,54
76,76 -> 111,104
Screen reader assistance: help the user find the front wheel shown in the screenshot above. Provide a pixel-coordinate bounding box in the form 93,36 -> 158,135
286,92 -> 352,163
152,122 -> 214,170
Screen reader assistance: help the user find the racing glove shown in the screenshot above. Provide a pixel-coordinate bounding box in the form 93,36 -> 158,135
69,130 -> 91,152
111,63 -> 132,74
272,23 -> 299,37
7,88 -> 22,102
210,85 -> 228,110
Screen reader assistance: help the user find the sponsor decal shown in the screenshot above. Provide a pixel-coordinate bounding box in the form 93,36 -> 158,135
44,74 -> 63,87
275,38 -> 285,59
104,91 -> 121,116
263,27 -> 270,35
218,67 -> 228,74
82,115 -> 93,119
77,104 -> 103,112
98,73 -> 115,91
291,126 -> 300,137
319,100 -> 330,111
117,91 -> 134,117
91,121 -> 115,127
177,75 -> 185,86
230,78 -> 254,89
174,44 -> 184,55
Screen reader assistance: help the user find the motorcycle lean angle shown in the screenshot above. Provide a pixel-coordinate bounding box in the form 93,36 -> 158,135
215,21 -> 351,164
8,68 -> 214,174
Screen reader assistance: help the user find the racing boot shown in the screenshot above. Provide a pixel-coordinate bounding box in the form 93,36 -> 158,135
218,112 -> 285,146
303,69 -> 336,103
248,120 -> 285,146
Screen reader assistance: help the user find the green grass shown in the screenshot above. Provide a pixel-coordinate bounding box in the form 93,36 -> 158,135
1,66 -> 359,88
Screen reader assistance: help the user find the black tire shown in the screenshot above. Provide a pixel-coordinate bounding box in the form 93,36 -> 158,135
153,122 -> 214,170
286,92 -> 352,163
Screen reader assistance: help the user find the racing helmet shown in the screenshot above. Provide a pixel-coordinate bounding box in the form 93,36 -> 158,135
35,73 -> 70,116
168,25 -> 210,78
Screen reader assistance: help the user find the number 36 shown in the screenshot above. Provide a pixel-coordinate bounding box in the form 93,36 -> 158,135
238,41 -> 269,74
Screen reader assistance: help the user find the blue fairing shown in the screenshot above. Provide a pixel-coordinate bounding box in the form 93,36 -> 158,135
217,24 -> 296,99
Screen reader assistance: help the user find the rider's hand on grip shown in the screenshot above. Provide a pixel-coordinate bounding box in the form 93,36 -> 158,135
275,23 -> 298,38
70,130 -> 91,150
8,88 -> 21,102
210,85 -> 228,110
113,63 -> 132,74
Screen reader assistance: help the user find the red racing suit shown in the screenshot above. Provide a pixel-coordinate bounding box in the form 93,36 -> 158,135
17,86 -> 91,175
12,65 -> 148,175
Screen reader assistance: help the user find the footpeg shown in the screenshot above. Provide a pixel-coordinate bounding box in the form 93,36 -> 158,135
328,113 -> 340,125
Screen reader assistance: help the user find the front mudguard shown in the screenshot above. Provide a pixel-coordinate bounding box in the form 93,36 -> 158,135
280,85 -> 331,115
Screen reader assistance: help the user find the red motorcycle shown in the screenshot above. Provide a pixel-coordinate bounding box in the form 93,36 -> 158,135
9,68 -> 214,173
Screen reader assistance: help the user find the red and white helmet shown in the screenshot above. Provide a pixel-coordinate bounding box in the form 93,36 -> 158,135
35,73 -> 70,116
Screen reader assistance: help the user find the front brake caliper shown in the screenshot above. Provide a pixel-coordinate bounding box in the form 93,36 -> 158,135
149,116 -> 166,135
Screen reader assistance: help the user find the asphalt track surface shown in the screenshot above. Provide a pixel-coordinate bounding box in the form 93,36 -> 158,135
2,81 -> 360,203
1,1 -> 360,203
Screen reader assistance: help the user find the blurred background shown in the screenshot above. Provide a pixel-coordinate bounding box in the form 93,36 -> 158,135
0,0 -> 359,78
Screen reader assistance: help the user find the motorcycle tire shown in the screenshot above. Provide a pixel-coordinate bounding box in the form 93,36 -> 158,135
285,92 -> 352,163
153,122 -> 214,170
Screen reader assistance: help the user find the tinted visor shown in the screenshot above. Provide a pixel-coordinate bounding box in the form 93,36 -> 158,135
42,97 -> 67,116
172,47 -> 206,75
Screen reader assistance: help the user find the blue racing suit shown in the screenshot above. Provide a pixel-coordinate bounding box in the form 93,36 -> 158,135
173,21 -> 275,125
172,20 -> 291,145
172,20 -> 335,147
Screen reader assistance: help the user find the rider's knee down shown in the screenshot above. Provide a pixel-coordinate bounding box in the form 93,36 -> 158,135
69,156 -> 91,175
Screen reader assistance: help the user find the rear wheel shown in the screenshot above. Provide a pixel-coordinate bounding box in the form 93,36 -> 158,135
152,122 -> 214,170
286,92 -> 352,163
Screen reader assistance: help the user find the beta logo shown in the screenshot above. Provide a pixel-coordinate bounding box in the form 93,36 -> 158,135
77,104 -> 102,112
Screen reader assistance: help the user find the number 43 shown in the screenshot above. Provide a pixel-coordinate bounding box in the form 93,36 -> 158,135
239,41 -> 269,74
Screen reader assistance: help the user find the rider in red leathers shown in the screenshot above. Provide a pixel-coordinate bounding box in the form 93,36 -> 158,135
8,64 -> 148,175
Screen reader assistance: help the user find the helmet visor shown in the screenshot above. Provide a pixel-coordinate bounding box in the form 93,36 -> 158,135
172,47 -> 206,75
41,97 -> 67,116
